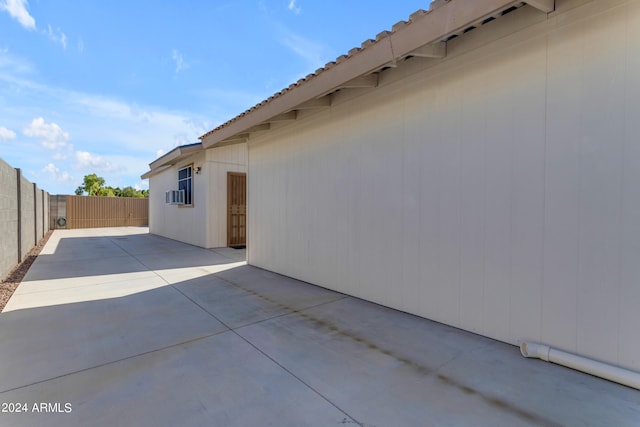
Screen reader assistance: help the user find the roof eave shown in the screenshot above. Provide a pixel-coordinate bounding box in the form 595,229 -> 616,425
200,0 -> 550,149
141,164 -> 172,180
148,143 -> 203,171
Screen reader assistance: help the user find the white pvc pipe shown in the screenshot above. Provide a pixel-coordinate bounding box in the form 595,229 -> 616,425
520,342 -> 640,391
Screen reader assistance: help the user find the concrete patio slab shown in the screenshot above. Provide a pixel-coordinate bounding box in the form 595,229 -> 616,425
0,333 -> 351,427
17,255 -> 149,281
237,297 -> 640,426
5,272 -> 168,310
210,246 -> 248,262
0,285 -> 228,393
173,271 -> 346,329
1,227 -> 638,426
9,270 -> 159,296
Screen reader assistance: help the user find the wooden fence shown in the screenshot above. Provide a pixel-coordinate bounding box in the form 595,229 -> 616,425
53,195 -> 148,229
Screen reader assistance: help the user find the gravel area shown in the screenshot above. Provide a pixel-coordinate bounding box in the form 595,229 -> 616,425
0,230 -> 52,312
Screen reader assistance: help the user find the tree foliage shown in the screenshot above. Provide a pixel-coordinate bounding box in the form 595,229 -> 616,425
75,174 -> 148,198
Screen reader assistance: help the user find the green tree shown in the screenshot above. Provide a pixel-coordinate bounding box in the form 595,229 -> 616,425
121,186 -> 144,198
105,186 -> 120,197
75,174 -> 148,198
76,173 -> 106,196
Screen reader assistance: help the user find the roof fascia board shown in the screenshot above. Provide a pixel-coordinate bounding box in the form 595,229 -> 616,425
141,164 -> 172,180
148,143 -> 202,170
388,0 -> 518,55
149,149 -> 181,170
200,0 -> 518,149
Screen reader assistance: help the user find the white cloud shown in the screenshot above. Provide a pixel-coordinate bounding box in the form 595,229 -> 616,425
172,49 -> 188,74
0,55 -> 210,193
134,181 -> 148,191
42,162 -> 72,182
51,143 -> 74,160
75,150 -> 122,173
23,117 -> 71,149
0,0 -> 36,30
288,0 -> 301,14
0,125 -> 16,141
0,1 -> 69,49
43,25 -> 67,49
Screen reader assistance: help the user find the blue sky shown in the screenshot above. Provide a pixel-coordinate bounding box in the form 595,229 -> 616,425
0,0 -> 427,194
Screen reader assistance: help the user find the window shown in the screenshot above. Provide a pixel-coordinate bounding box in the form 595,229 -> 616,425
178,165 -> 193,205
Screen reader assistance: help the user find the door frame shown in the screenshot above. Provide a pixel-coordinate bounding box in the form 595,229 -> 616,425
227,172 -> 247,248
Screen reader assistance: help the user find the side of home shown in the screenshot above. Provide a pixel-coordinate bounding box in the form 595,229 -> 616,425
147,0 -> 640,372
142,143 -> 247,248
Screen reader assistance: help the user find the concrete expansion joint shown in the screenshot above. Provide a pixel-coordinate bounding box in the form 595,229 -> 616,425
230,317 -> 360,426
0,331 -> 227,396
182,274 -> 365,424
205,273 -> 557,424
170,283 -> 233,330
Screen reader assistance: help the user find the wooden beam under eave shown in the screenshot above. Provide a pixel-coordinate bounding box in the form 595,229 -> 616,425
268,111 -> 297,122
524,0 -> 554,13
297,95 -> 332,110
410,42 -> 447,58
338,74 -> 378,89
245,123 -> 270,133
221,134 -> 249,144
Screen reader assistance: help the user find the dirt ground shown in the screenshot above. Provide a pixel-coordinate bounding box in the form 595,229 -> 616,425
0,230 -> 52,312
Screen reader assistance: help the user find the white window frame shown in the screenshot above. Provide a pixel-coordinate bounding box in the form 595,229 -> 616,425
177,165 -> 193,206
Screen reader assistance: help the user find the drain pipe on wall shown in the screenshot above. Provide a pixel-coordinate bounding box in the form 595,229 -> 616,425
520,342 -> 640,390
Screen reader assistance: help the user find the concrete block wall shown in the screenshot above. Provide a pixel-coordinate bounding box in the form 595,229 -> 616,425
0,158 -> 50,280
0,158 -> 19,280
19,175 -> 34,262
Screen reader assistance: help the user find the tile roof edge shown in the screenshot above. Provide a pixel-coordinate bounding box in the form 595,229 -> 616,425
199,0 -> 519,146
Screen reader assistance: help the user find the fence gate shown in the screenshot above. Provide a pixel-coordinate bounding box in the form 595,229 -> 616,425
62,195 -> 149,229
227,172 -> 246,247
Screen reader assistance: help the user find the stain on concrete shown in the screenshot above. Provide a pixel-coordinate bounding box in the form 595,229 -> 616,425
212,275 -> 560,426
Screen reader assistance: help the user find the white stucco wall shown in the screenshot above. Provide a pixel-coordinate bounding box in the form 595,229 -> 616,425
248,0 -> 640,370
148,143 -> 247,248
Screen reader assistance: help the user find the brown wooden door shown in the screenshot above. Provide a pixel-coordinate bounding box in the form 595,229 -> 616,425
227,172 -> 247,247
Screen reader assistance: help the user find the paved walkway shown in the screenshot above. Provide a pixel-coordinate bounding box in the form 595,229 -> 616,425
0,228 -> 638,426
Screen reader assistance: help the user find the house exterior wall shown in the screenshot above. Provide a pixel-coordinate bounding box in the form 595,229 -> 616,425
205,144 -> 248,248
149,151 -> 208,247
247,0 -> 640,370
148,143 -> 247,248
